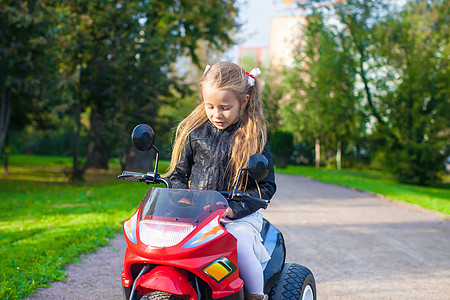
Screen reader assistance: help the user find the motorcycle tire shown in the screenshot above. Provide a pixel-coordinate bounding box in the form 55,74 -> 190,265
268,263 -> 316,300
141,291 -> 183,300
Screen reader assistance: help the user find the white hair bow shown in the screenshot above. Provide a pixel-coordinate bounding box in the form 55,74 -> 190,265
247,68 -> 261,87
203,64 -> 211,74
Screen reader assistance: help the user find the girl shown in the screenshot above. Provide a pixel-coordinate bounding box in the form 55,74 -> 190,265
166,62 -> 276,300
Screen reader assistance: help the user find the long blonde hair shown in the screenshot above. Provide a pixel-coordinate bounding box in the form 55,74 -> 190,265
165,62 -> 267,190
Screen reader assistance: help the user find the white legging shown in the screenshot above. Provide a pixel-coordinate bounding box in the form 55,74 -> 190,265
233,231 -> 264,294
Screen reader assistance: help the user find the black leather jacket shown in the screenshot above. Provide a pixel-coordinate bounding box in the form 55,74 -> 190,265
168,121 -> 276,219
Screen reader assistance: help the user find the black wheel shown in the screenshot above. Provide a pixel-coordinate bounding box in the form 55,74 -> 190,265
141,291 -> 183,300
269,263 -> 316,300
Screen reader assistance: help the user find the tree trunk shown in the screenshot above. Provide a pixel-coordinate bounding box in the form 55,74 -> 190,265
337,140 -> 342,170
0,86 -> 12,155
124,147 -> 154,172
118,149 -> 127,172
73,60 -> 83,177
315,138 -> 320,168
84,139 -> 109,169
2,133 -> 8,175
83,110 -> 109,170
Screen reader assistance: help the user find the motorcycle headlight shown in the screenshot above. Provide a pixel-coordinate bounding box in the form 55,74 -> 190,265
139,220 -> 195,247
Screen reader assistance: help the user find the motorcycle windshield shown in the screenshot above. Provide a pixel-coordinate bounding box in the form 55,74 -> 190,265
138,187 -> 228,247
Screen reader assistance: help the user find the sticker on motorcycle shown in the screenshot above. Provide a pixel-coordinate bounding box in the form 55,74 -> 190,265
182,215 -> 224,248
124,211 -> 138,244
202,257 -> 237,283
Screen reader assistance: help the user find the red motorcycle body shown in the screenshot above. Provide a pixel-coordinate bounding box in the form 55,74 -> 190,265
121,187 -> 246,299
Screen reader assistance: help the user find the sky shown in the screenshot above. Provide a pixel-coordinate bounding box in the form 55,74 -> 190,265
236,0 -> 280,47
221,0 -> 325,63
223,0 -> 301,62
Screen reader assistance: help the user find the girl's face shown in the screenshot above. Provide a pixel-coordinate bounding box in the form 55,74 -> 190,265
202,84 -> 249,130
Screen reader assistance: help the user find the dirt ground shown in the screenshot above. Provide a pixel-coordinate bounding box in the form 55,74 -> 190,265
26,173 -> 450,300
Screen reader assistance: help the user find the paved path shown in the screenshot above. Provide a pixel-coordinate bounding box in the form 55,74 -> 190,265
27,174 -> 450,299
268,174 -> 450,299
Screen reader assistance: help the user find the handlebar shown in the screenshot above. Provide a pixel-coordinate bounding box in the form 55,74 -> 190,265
220,190 -> 270,210
118,172 -> 268,209
118,171 -> 171,188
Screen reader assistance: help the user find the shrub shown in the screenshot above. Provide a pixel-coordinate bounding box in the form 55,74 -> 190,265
385,142 -> 446,186
269,131 -> 294,168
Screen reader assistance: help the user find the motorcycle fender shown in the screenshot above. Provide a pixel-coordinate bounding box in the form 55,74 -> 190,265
135,266 -> 198,299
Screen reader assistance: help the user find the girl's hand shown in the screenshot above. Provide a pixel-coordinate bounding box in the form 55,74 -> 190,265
222,207 -> 237,220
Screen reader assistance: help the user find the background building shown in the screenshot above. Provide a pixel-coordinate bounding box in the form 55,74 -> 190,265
269,16 -> 306,69
237,16 -> 306,70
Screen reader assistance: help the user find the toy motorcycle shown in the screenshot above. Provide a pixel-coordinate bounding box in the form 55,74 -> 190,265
119,124 -> 316,300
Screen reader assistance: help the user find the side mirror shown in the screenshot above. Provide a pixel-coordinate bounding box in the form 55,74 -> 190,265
233,153 -> 269,191
247,153 -> 269,181
132,124 -> 155,151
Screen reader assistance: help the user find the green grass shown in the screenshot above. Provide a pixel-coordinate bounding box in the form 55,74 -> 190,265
8,154 -> 123,169
275,165 -> 450,216
0,154 -> 169,300
7,154 -> 74,168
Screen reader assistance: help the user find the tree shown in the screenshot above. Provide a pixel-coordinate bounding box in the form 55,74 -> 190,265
1,0 -> 240,179
370,0 -> 449,185
0,1 -> 62,171
54,0 -> 239,176
285,0 -> 448,184
285,12 -> 361,168
333,0 -> 448,184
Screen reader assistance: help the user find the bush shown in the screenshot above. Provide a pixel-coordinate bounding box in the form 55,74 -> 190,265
384,142 -> 446,186
292,143 -> 315,166
269,131 -> 294,168
10,118 -> 88,156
